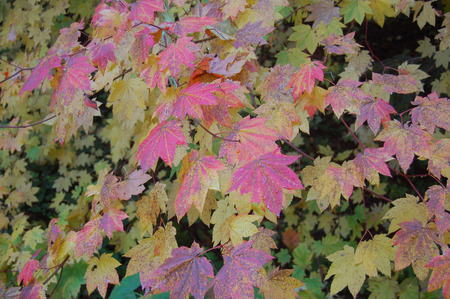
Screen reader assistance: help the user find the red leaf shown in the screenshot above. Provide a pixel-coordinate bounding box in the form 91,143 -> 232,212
287,58 -> 326,98
175,150 -> 224,219
18,279 -> 45,298
219,116 -> 279,166
172,82 -> 219,119
212,241 -> 273,299
227,150 -> 303,216
353,147 -> 392,185
130,0 -> 165,24
99,208 -> 129,239
426,251 -> 450,297
87,39 -> 116,71
136,119 -> 187,171
149,242 -> 214,299
74,218 -> 103,258
410,91 -> 450,134
18,259 -> 39,286
158,37 -> 200,77
425,185 -> 450,234
355,97 -> 396,134
51,56 -> 97,107
20,54 -> 61,95
167,16 -> 218,37
131,28 -> 156,68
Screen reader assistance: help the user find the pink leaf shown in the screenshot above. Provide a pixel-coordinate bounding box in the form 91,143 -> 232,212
234,21 -> 274,48
158,37 -> 200,77
20,54 -> 61,95
172,82 -> 219,119
18,259 -> 39,286
99,209 -> 129,238
325,78 -> 369,118
130,0 -> 165,24
136,119 -> 187,171
227,150 -> 303,216
287,58 -> 326,98
355,97 -> 396,134
410,91 -> 450,134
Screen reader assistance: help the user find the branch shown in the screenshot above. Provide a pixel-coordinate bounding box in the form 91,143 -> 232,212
0,115 -> 56,129
282,138 -> 315,161
247,87 -> 258,109
192,118 -> 240,143
362,186 -> 392,202
43,255 -> 70,285
339,116 -> 366,149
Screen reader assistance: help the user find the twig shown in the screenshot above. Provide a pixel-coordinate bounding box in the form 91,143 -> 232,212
362,186 -> 392,202
43,255 -> 70,285
247,87 -> 258,109
0,115 -> 56,129
339,116 -> 366,149
282,138 -> 315,161
192,118 -> 240,143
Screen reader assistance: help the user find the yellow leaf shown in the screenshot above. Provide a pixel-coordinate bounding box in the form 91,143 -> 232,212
229,214 -> 262,246
325,245 -> 366,298
354,234 -> 396,277
382,194 -> 428,233
367,0 -> 396,27
85,253 -> 121,298
261,268 -> 304,299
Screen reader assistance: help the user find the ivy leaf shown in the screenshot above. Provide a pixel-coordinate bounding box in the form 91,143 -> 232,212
227,150 -> 303,216
354,234 -> 396,277
286,58 -> 326,98
375,120 -> 433,173
20,54 -> 61,95
158,37 -> 200,77
99,208 -> 129,239
392,219 -> 440,280
410,91 -> 450,134
85,253 -> 121,298
355,97 -> 396,134
136,119 -> 187,172
212,241 -> 273,299
426,251 -> 450,298
325,245 -> 366,298
219,116 -> 279,166
175,150 -> 224,219
130,0 -> 165,24
148,242 -> 214,299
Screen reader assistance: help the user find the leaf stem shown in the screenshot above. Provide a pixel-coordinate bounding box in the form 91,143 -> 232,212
43,255 -> 70,285
362,187 -> 392,202
192,118 -> 240,143
0,114 -> 56,129
282,138 -> 315,161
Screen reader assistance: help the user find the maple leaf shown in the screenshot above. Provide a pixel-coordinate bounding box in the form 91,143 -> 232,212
352,147 -> 393,186
355,97 -> 396,134
136,119 -> 187,172
18,258 -> 39,286
20,54 -> 61,95
175,150 -> 224,219
18,279 -> 46,299
287,58 -> 326,98
115,169 -> 152,200
125,223 -> 178,293
425,185 -> 450,234
74,218 -> 103,258
212,241 -> 273,299
213,214 -> 262,246
392,219 -> 440,280
140,54 -> 169,94
158,37 -> 200,77
87,39 -> 116,71
371,73 -> 419,94
99,208 -> 128,239
428,139 -> 450,179
260,268 -> 304,299
410,92 -> 450,134
136,182 -> 168,235
131,27 -> 156,69
255,101 -> 301,140
168,16 -> 218,37
375,120 -> 433,173
256,64 -> 296,103
172,82 -> 219,119
130,0 -> 165,24
341,0 -> 372,24
354,234 -> 396,277
51,56 -> 97,108
148,242 -> 214,299
305,0 -> 340,27
249,228 -> 278,254
221,0 -> 247,19
234,21 -> 274,48
321,32 -> 361,55
227,150 -> 303,216
325,245 -> 366,298
325,78 -> 369,118
219,116 -> 279,166
426,251 -> 450,298
382,194 -> 428,234
85,253 -> 121,298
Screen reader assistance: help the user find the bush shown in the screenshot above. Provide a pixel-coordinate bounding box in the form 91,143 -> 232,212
0,0 -> 449,298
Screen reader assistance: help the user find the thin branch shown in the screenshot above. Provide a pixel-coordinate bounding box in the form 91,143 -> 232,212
282,138 -> 315,161
274,5 -> 305,27
389,167 -> 425,201
339,116 -> 366,149
247,87 -> 258,109
0,115 -> 56,129
192,118 -> 240,143
48,265 -> 65,299
194,36 -> 216,44
43,255 -> 70,285
362,186 -> 392,202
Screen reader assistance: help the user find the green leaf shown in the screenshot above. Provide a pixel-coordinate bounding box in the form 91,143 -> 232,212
52,262 -> 88,299
293,243 -> 312,268
288,24 -> 318,54
109,273 -> 141,299
341,0 -> 372,24
275,248 -> 292,266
